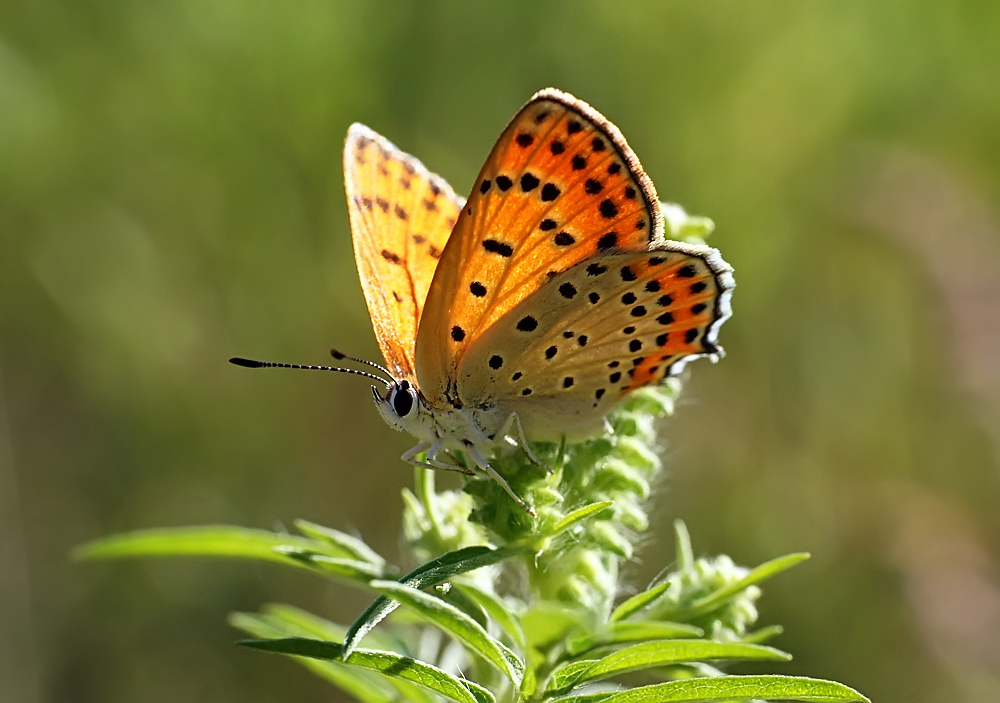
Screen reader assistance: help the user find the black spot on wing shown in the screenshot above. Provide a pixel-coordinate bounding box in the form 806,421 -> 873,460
482,239 -> 513,257
597,232 -> 618,250
559,282 -> 577,299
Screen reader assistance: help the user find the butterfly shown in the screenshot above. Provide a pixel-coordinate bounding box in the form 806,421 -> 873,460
234,89 -> 734,516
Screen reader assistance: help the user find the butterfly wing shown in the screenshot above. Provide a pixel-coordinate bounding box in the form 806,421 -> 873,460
457,243 -> 734,441
415,89 -> 662,405
344,124 -> 464,380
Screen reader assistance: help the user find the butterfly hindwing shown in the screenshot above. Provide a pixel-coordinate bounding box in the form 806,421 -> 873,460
457,242 -> 733,439
415,89 -> 662,405
344,124 -> 464,380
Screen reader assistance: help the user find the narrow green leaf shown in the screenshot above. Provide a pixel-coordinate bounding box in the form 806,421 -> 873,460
595,675 -> 868,703
240,638 -> 494,703
674,520 -> 694,571
548,641 -> 790,695
438,583 -> 490,629
522,604 -> 587,649
230,613 -> 396,703
370,580 -> 524,687
610,581 -> 672,622
582,641 -> 790,684
681,554 -> 810,619
274,551 -> 388,581
235,606 -> 433,703
548,501 -> 614,537
742,624 -> 785,644
564,621 -> 703,657
344,545 -> 526,656
545,660 -> 598,695
455,583 -> 527,651
293,519 -> 388,567
74,526 -> 343,567
256,604 -> 349,641
547,694 -> 614,703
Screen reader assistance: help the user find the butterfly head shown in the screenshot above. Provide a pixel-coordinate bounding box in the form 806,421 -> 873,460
372,378 -> 422,432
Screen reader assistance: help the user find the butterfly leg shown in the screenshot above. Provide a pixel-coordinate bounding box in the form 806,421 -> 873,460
466,445 -> 536,517
401,440 -> 475,476
499,412 -> 552,473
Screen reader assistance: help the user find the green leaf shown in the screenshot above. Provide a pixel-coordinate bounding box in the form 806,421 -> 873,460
293,519 -> 388,567
73,526 -> 345,567
610,581 -> 672,622
547,694 -> 614,703
742,624 -> 785,644
680,554 -> 811,620
564,621 -> 704,657
545,660 -> 599,695
522,603 -> 588,649
343,545 -> 526,656
454,583 -> 527,651
548,501 -> 614,537
233,609 -> 435,703
275,551 -> 388,581
593,675 -> 869,703
370,579 -> 525,687
547,641 -> 790,695
674,520 -> 694,571
240,638 -> 494,703
230,613 -> 397,703
438,583 -> 490,630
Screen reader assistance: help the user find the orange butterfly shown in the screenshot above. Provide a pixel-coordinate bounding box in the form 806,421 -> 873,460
234,89 -> 734,516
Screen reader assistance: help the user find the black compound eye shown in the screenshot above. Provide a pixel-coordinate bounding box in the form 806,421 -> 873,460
390,384 -> 415,417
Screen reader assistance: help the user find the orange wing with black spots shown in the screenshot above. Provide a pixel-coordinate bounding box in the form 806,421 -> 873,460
344,124 -> 463,380
458,242 -> 734,440
415,88 -> 663,406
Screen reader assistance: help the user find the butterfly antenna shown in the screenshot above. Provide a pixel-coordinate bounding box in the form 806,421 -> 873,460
230,357 -> 390,385
329,348 -> 397,381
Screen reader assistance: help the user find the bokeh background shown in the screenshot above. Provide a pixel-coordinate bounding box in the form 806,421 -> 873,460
2,2 -> 1000,702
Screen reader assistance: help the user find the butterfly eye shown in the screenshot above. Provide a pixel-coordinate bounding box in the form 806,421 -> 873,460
389,381 -> 416,417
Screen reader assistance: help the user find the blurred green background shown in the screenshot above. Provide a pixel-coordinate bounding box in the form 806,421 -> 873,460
2,1 -> 1000,702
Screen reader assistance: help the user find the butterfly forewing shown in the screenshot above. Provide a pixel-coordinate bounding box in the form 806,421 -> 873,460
458,244 -> 733,439
416,89 -> 663,405
344,124 -> 464,380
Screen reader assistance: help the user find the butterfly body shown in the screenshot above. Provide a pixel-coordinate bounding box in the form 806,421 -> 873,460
344,89 -> 735,514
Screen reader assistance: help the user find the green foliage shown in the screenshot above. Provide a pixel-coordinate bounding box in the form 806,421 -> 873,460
77,206 -> 868,703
